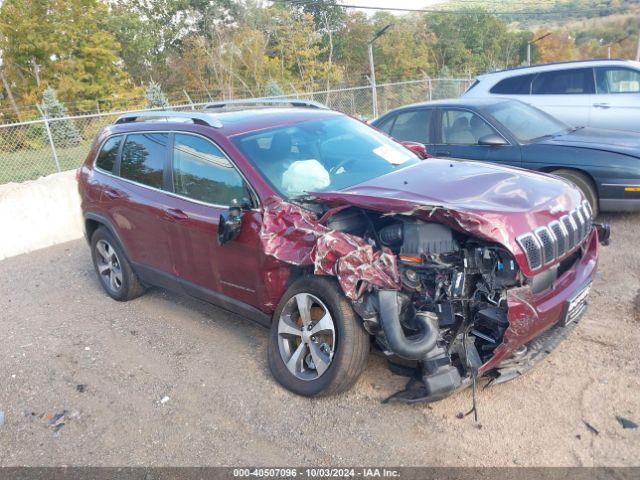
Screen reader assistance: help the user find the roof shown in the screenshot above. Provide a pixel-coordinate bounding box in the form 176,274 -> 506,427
476,58 -> 639,78
113,107 -> 342,137
375,97 -> 512,115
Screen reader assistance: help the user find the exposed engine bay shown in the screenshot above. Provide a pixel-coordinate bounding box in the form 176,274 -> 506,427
324,207 -> 521,403
259,196 -> 598,407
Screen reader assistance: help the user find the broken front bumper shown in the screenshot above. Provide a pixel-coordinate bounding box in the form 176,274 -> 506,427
480,227 -> 599,375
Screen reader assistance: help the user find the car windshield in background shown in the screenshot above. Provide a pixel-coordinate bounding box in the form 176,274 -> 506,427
484,101 -> 570,143
232,116 -> 419,197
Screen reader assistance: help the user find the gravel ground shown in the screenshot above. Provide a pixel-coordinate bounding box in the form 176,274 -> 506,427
0,212 -> 638,466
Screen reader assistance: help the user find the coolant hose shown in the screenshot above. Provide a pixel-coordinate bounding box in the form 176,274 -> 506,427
377,290 -> 439,360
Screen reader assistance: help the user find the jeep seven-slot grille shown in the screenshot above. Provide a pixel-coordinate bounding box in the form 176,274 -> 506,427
517,201 -> 592,271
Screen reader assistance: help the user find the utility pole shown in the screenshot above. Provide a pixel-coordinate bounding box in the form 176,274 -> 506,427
527,32 -> 551,66
368,23 -> 393,119
636,18 -> 640,61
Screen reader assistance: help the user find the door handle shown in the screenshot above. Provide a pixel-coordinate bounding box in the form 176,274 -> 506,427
164,208 -> 189,221
593,103 -> 610,109
103,189 -> 121,199
436,151 -> 451,157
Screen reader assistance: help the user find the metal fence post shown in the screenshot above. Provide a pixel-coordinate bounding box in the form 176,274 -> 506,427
37,105 -> 61,173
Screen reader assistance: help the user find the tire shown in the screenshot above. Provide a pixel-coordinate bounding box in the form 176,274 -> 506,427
552,169 -> 599,217
90,226 -> 145,301
267,276 -> 370,397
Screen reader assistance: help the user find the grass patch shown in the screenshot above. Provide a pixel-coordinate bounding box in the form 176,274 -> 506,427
0,142 -> 92,184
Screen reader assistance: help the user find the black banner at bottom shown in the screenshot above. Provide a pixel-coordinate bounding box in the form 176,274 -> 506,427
0,468 -> 638,480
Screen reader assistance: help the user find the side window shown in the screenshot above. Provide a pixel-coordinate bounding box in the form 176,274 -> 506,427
120,133 -> 168,189
388,109 -> 432,144
172,133 -> 246,206
490,74 -> 535,95
595,67 -> 640,94
440,110 -> 498,145
531,68 -> 595,95
95,136 -> 121,173
375,116 -> 395,135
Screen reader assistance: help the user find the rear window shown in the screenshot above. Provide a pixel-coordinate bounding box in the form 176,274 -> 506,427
120,133 -> 168,189
531,68 -> 595,95
95,136 -> 122,173
490,74 -> 535,95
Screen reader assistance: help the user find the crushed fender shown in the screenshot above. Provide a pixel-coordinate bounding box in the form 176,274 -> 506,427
260,197 -> 400,299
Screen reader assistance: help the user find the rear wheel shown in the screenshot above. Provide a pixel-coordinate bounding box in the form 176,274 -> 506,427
267,276 -> 369,397
552,169 -> 599,217
91,227 -> 145,301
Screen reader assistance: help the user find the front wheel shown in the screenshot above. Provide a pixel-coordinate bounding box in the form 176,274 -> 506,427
267,276 -> 369,397
552,169 -> 599,217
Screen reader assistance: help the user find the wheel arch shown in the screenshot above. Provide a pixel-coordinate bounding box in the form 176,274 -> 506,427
539,166 -> 600,195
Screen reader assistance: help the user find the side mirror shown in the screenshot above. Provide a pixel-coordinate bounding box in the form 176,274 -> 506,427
478,134 -> 508,146
218,199 -> 249,245
401,141 -> 431,159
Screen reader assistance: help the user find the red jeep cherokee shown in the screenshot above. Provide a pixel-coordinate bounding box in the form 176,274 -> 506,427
78,101 -> 609,403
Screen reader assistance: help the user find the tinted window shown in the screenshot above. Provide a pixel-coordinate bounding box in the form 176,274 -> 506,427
595,67 -> 640,94
120,133 -> 168,189
531,68 -> 595,95
375,116 -> 395,134
388,110 -> 432,144
440,110 -> 498,145
490,74 -> 535,95
95,136 -> 121,173
173,134 -> 246,205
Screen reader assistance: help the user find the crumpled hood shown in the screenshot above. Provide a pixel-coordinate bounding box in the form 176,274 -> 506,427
541,127 -> 640,157
311,158 -> 585,277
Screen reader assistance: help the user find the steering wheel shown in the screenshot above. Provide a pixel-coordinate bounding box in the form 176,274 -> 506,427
329,157 -> 358,175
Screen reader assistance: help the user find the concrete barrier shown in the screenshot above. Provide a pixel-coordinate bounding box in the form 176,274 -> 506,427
0,170 -> 84,260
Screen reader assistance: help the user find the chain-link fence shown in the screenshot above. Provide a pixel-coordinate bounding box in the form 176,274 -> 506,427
0,78 -> 472,185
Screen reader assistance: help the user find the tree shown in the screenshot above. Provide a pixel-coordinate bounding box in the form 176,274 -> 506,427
40,87 -> 82,147
265,79 -> 285,97
145,81 -> 170,109
0,0 -> 134,112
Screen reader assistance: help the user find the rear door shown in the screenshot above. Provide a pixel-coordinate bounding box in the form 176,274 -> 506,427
165,132 -> 264,310
375,108 -> 437,153
528,68 -> 594,127
592,65 -> 640,132
432,108 -> 521,168
107,132 -> 176,286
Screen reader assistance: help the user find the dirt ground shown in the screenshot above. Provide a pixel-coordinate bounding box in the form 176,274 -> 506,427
0,213 -> 638,466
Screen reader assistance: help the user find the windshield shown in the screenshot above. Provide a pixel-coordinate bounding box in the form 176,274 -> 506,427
232,116 -> 419,197
484,100 -> 570,143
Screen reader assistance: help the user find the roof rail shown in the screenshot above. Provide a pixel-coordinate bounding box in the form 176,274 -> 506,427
203,98 -> 329,111
486,58 -> 632,75
114,111 -> 223,128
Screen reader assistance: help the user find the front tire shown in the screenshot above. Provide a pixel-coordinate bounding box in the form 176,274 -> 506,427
91,227 -> 145,302
267,276 -> 369,397
552,169 -> 599,217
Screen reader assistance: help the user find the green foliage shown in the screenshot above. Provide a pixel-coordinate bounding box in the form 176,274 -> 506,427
40,87 -> 82,148
145,81 -> 170,109
265,80 -> 285,98
0,0 -> 637,119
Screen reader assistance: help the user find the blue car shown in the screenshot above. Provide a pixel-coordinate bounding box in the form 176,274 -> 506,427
371,98 -> 640,215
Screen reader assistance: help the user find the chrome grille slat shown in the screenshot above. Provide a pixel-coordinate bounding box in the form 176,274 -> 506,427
518,204 -> 593,271
549,221 -> 567,256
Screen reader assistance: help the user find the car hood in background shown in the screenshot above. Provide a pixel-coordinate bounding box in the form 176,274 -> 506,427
541,127 -> 640,157
311,158 -> 584,277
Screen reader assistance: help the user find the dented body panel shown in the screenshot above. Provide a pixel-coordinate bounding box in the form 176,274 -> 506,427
310,158 -> 584,278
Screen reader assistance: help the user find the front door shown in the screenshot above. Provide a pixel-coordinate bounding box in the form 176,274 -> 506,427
433,108 -> 522,168
165,132 -> 263,310
591,65 -> 640,132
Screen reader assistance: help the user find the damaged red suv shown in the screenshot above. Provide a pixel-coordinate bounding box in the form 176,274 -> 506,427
78,101 -> 610,402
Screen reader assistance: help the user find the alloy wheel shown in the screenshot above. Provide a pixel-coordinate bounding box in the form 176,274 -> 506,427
277,293 -> 336,381
95,239 -> 123,293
